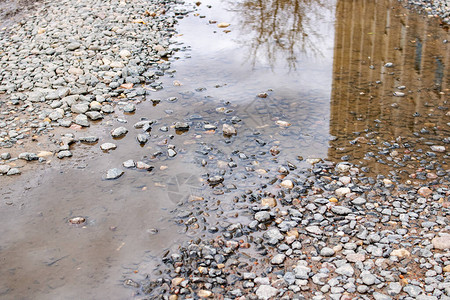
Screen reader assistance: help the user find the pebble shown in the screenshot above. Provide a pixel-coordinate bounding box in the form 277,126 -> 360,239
432,235 -> 450,250
111,127 -> 128,138
100,143 -> 117,151
105,168 -> 124,180
255,285 -> 278,300
222,124 -> 236,136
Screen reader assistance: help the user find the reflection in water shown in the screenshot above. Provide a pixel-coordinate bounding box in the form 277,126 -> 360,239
329,0 -> 449,177
229,0 -> 334,68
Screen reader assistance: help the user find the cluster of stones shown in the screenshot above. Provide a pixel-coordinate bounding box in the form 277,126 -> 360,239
132,157 -> 449,299
0,0 -> 181,174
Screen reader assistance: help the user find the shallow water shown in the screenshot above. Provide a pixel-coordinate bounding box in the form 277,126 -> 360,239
0,0 -> 448,298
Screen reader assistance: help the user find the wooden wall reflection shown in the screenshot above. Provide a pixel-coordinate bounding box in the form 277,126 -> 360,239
329,0 -> 449,166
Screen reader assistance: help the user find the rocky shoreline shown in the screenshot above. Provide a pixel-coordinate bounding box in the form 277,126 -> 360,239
0,0 -> 180,175
0,0 -> 448,299
402,0 -> 450,25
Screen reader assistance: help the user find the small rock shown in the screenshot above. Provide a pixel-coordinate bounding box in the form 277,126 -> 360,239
271,254 -> 286,265
261,197 -> 276,207
105,168 -> 124,180
111,127 -> 128,138
57,150 -> 72,159
74,114 -> 90,127
255,285 -> 278,300
280,180 -> 293,189
174,122 -> 189,130
79,136 -> 99,143
335,187 -> 350,197
7,168 -> 21,176
123,160 -> 136,168
418,187 -> 432,197
100,143 -> 117,151
222,124 -> 236,136
391,248 -> 410,258
331,206 -> 352,215
403,285 -> 423,298
320,247 -> 335,257
432,235 -> 450,250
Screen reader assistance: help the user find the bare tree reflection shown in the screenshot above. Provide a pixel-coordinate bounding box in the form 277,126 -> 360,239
228,0 -> 334,69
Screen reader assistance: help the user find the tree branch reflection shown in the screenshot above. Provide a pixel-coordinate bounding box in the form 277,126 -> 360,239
228,0 -> 333,69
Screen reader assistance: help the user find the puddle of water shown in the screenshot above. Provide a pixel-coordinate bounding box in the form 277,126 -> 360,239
0,0 -> 448,298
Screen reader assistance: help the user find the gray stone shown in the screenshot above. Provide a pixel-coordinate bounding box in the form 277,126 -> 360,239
79,136 -> 99,143
335,263 -> 354,277
57,150 -> 72,159
403,285 -> 423,297
19,152 -> 38,161
255,285 -> 278,300
360,271 -> 376,285
331,206 -> 352,215
111,127 -> 128,138
86,111 -> 103,120
74,114 -> 90,127
123,160 -> 136,168
100,143 -> 117,151
6,168 -> 21,176
255,211 -> 271,222
174,122 -> 189,130
305,225 -> 323,235
263,228 -> 284,244
123,103 -> 136,113
0,165 -> 11,174
71,103 -> 89,114
137,134 -> 148,144
373,292 -> 392,300
105,168 -> 124,180
320,247 -> 335,257
271,254 -> 286,265
294,265 -> 311,280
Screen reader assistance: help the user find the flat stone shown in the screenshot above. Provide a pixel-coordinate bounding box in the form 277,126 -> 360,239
0,165 -> 11,174
432,235 -> 450,250
74,114 -> 90,127
7,168 -> 21,176
403,285 -> 423,297
346,253 -> 365,262
255,211 -> 271,222
255,285 -> 278,300
261,197 -> 276,207
271,254 -> 286,265
18,152 -> 38,161
105,168 -> 124,180
335,187 -> 351,197
306,225 -> 323,235
123,160 -> 136,168
111,126 -> 128,138
71,103 -> 89,114
137,134 -> 148,144
391,248 -> 410,258
67,42 -> 81,50
331,206 -> 352,215
123,103 -> 136,113
86,111 -> 103,120
335,264 -> 354,277
174,122 -> 189,130
418,186 -> 433,197
100,143 -> 117,151
223,124 -> 236,135
57,150 -> 72,159
79,136 -> 99,143
320,247 -> 335,257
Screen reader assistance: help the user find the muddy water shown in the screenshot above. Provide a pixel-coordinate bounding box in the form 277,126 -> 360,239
0,0 -> 448,299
